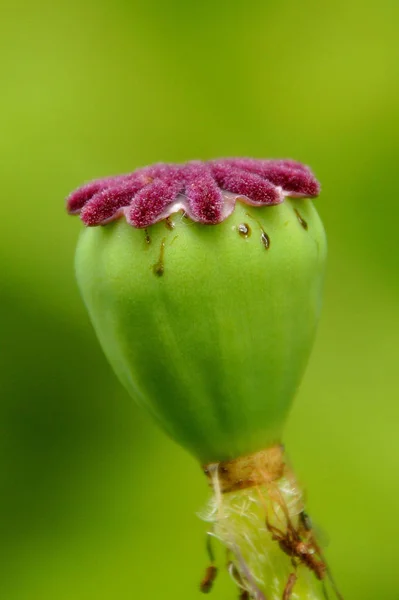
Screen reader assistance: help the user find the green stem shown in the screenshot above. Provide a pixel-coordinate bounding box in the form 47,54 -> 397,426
200,450 -> 340,600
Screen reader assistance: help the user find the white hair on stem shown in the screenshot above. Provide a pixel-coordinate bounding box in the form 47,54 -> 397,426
199,457 -> 334,600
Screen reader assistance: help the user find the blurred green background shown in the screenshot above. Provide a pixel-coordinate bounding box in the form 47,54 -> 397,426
1,0 -> 398,598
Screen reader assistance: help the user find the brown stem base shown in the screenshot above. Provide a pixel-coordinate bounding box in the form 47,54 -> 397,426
203,445 -> 285,493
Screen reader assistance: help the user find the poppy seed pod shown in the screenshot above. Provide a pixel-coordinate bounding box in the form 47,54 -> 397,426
67,158 -> 325,462
67,159 -> 340,600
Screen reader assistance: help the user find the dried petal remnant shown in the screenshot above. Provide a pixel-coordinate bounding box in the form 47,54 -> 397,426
66,158 -> 320,228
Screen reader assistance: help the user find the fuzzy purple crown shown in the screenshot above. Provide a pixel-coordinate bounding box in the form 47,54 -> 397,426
66,158 -> 320,228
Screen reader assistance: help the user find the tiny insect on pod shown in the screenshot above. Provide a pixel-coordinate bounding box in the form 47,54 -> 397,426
67,158 -> 342,600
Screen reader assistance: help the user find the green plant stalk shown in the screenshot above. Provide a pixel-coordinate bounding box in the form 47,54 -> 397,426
200,448 -> 333,599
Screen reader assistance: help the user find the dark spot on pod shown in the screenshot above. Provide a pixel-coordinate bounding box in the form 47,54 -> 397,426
294,208 -> 308,230
261,230 -> 270,249
153,263 -> 164,276
152,238 -> 166,276
237,223 -> 251,238
244,211 -> 270,249
144,229 -> 151,245
165,216 -> 175,230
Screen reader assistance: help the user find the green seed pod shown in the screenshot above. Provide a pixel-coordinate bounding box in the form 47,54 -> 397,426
67,159 -> 338,600
75,198 -> 325,464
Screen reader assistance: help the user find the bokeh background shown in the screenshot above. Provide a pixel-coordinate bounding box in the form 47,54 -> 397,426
1,0 -> 399,598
